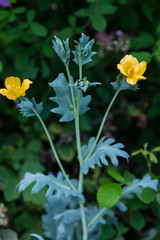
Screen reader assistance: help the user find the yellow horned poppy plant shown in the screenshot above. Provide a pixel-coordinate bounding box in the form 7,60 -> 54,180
0,76 -> 32,100
117,55 -> 147,85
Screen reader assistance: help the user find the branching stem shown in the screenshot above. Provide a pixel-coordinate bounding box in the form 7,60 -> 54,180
84,89 -> 120,163
33,108 -> 77,191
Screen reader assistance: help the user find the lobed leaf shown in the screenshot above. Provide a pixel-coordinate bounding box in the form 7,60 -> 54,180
42,195 -> 80,240
18,98 -> 43,117
111,74 -> 139,91
72,33 -> 96,65
81,136 -> 129,174
49,73 -> 91,122
52,36 -> 70,65
17,172 -> 84,202
121,174 -> 158,200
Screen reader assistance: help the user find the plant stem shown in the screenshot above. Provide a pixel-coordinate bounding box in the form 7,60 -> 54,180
79,199 -> 88,240
33,108 -> 77,191
88,208 -> 106,229
84,89 -> 120,163
65,65 -> 77,114
76,53 -> 88,240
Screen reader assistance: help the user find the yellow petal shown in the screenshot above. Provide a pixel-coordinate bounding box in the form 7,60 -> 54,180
135,61 -> 147,76
0,89 -> 19,100
5,76 -> 21,90
134,74 -> 146,80
126,77 -> 138,85
22,79 -> 33,91
117,64 -> 128,76
120,55 -> 138,68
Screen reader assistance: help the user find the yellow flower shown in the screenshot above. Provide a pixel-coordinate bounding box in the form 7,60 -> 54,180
0,76 -> 32,100
117,55 -> 147,85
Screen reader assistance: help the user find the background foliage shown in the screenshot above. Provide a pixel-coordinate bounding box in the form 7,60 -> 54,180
0,0 -> 160,239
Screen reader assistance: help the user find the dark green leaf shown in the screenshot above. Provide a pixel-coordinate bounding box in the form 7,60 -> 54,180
140,188 -> 156,203
131,212 -> 145,230
30,22 -> 47,37
131,51 -> 152,63
91,12 -> 107,32
27,9 -> 35,22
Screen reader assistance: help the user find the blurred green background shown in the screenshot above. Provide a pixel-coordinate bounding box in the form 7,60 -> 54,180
0,0 -> 160,239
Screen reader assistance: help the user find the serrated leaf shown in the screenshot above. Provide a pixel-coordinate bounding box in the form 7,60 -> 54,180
81,137 -> 129,174
131,212 -> 145,230
91,12 -> 107,32
107,168 -> 126,183
18,98 -> 43,117
140,188 -> 155,203
149,153 -> 158,164
52,36 -> 70,65
49,73 -> 91,122
121,174 -> 158,200
72,33 -> 96,65
42,195 -> 79,240
97,183 -> 121,208
17,172 -> 85,202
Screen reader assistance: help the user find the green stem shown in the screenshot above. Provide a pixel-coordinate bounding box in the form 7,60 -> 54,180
65,65 -> 77,114
84,89 -> 120,163
33,108 -> 77,191
88,208 -> 106,229
76,54 -> 88,239
79,199 -> 87,240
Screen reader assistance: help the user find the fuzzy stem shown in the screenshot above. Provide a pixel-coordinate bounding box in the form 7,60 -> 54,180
33,108 -> 77,191
84,89 -> 120,163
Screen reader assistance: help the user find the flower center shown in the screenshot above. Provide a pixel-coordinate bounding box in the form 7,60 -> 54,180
128,67 -> 135,78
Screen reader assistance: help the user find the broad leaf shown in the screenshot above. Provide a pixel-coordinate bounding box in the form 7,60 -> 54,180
97,183 -> 122,208
49,73 -> 91,122
72,33 -> 96,65
81,137 -> 129,174
17,172 -> 84,202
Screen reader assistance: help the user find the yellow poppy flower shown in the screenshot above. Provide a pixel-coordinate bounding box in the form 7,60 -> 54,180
0,76 -> 32,100
117,55 -> 147,85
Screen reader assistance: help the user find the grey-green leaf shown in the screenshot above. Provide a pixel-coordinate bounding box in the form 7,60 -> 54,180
52,36 -> 70,65
49,73 -> 91,122
18,98 -> 43,117
72,33 -> 96,65
81,137 -> 129,174
17,172 -> 85,202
